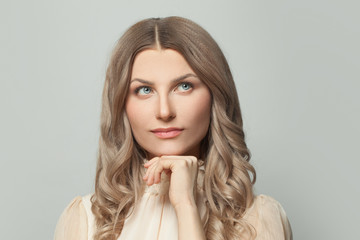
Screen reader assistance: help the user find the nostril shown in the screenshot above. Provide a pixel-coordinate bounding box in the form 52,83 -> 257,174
156,97 -> 175,120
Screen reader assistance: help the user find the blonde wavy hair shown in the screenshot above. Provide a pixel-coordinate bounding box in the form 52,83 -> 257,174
91,16 -> 256,240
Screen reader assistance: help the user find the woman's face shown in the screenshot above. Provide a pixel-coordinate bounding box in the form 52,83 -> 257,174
125,49 -> 211,159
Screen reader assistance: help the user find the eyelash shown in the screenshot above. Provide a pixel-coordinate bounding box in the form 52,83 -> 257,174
177,82 -> 193,91
134,86 -> 152,95
134,82 -> 194,95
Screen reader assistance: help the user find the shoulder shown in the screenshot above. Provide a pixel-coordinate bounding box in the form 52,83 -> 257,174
54,194 -> 94,240
249,194 -> 287,215
243,194 -> 293,240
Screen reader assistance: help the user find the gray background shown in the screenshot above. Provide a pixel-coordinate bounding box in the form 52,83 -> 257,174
1,0 -> 359,239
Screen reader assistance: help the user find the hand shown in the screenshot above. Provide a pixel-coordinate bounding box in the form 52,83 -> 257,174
143,156 -> 199,209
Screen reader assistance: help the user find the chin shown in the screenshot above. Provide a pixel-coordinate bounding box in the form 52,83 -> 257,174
150,150 -> 185,157
146,146 -> 190,158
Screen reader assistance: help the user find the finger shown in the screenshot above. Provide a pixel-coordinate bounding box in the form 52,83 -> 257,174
143,157 -> 159,181
143,163 -> 152,180
153,163 -> 166,184
144,157 -> 159,168
148,159 -> 174,185
164,169 -> 171,177
146,160 -> 159,185
143,170 -> 149,180
159,156 -> 198,169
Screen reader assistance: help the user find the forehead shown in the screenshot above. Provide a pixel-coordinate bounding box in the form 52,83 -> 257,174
131,49 -> 195,81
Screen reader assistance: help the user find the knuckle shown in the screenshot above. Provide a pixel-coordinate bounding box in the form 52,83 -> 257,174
186,156 -> 197,166
155,165 -> 163,172
178,159 -> 187,167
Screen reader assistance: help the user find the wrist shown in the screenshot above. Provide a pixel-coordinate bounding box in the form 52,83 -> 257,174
173,198 -> 197,213
174,199 -> 206,240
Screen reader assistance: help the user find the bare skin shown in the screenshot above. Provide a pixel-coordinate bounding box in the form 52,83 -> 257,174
125,49 -> 210,240
143,156 -> 205,240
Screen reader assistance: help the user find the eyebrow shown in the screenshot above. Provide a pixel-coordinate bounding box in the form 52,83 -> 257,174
130,73 -> 198,85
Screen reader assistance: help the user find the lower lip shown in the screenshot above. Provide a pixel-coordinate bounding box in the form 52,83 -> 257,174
152,130 -> 182,139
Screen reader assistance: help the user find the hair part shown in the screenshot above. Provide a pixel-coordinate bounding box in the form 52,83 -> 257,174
91,16 -> 256,240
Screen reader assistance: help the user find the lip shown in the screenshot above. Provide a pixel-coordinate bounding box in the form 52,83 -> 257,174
151,127 -> 184,139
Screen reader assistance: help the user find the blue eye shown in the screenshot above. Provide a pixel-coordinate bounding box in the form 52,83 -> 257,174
136,86 -> 152,95
177,82 -> 192,92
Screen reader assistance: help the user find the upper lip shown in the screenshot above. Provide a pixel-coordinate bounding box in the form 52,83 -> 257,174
151,127 -> 183,132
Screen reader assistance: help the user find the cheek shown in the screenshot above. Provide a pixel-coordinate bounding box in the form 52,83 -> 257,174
125,101 -> 136,125
125,100 -> 146,131
181,92 -> 212,127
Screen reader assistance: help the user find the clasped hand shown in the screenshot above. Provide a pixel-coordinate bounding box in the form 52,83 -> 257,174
143,156 -> 199,210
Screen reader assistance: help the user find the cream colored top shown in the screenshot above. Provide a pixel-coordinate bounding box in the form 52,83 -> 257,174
54,174 -> 292,240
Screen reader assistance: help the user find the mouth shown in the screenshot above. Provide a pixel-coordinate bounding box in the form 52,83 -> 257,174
151,127 -> 184,139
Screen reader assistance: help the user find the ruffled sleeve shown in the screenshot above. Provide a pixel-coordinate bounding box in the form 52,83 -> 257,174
243,195 -> 293,240
54,196 -> 88,240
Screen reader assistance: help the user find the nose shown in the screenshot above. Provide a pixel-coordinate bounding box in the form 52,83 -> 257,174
156,94 -> 175,121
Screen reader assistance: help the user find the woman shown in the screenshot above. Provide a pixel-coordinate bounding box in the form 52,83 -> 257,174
54,16 -> 292,240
